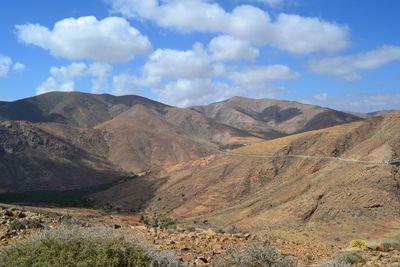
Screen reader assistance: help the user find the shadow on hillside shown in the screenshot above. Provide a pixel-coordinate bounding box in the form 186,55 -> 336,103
88,173 -> 169,214
0,175 -> 139,209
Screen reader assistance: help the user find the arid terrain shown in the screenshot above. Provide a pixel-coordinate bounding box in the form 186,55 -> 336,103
0,92 -> 399,266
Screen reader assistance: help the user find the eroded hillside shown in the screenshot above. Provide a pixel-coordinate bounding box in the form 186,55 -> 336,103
92,113 -> 400,242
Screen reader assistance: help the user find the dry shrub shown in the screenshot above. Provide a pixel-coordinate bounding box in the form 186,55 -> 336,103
0,226 -> 184,267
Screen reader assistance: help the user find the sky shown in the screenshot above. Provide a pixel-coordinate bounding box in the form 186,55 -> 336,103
0,0 -> 399,112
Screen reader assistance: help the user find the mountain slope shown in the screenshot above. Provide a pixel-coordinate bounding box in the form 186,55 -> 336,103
0,92 -> 167,128
0,92 -> 264,192
0,121 -> 123,193
93,113 -> 400,241
191,96 -> 361,138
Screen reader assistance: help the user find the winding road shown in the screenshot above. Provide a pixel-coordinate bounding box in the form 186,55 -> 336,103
219,152 -> 400,166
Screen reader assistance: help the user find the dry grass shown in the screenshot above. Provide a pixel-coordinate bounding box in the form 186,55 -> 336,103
215,239 -> 297,267
0,226 -> 184,267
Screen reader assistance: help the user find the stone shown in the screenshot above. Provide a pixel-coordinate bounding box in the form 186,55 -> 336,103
3,210 -> 14,217
198,257 -> 208,263
17,212 -> 26,218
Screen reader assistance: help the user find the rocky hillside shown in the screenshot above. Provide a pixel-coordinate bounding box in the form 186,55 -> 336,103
92,113 -> 400,242
0,92 -> 365,197
0,92 -> 263,194
191,96 -> 361,138
0,121 -> 123,193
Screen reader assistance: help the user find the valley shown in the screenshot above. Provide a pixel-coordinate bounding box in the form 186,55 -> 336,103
0,92 -> 399,266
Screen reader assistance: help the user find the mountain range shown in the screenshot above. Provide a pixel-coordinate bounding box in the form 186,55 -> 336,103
0,91 -> 365,193
0,91 -> 399,241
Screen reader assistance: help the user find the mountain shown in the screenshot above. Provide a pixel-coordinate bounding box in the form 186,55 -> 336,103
0,120 -> 123,193
0,92 -> 262,193
95,102 -> 261,172
92,112 -> 400,241
0,92 -> 169,127
347,110 -> 400,118
191,96 -> 361,138
0,92 -> 373,202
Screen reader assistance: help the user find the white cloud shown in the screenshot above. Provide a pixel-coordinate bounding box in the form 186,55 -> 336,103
256,0 -> 284,8
228,65 -> 299,87
88,63 -> 112,92
37,77 -> 75,95
313,93 -> 328,101
16,16 -> 151,63
12,62 -> 25,72
271,14 -> 349,54
157,78 -> 241,107
112,73 -> 141,95
328,93 -> 400,113
109,0 -> 349,54
209,35 -> 259,61
50,63 -> 88,82
308,45 -> 400,81
136,41 -> 299,106
0,54 -> 25,77
142,43 -> 215,85
0,55 -> 12,77
37,62 -> 112,95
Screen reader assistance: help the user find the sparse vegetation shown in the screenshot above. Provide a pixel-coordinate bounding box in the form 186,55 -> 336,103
92,202 -> 114,213
0,226 -> 184,267
159,217 -> 177,229
320,261 -> 351,267
8,218 -> 43,231
215,239 -> 296,267
215,227 -> 225,234
185,225 -> 196,232
58,215 -> 83,226
375,239 -> 400,252
334,251 -> 365,265
348,239 -> 367,250
226,224 -> 246,234
140,213 -> 177,230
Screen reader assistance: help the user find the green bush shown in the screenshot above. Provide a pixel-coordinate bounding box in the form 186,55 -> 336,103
215,227 -> 225,234
58,215 -> 83,226
0,226 -> 183,267
159,217 -> 177,229
348,239 -> 367,250
8,218 -> 43,231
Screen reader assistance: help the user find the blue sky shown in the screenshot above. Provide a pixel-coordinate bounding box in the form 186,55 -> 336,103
0,0 -> 399,112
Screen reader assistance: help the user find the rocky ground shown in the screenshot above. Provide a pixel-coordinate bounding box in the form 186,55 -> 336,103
1,204 -> 399,266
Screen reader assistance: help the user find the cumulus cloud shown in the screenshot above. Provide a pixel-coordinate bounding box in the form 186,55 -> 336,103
156,79 -> 241,107
112,73 -> 141,95
16,16 -> 151,63
37,77 -> 75,95
308,45 -> 400,81
228,65 -> 299,87
88,63 -> 112,92
12,62 -> 25,72
142,43 -> 216,86
135,41 -> 298,106
109,0 -> 349,54
37,62 -> 112,95
209,35 -> 259,61
0,54 -> 25,77
0,55 -> 12,77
